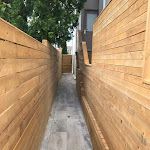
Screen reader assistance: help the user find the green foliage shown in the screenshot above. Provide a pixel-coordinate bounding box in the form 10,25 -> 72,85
1,0 -> 86,53
11,0 -> 34,33
28,0 -> 86,53
0,1 -> 11,22
62,41 -> 68,54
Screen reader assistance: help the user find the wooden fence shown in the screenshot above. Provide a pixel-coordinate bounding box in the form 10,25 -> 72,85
62,54 -> 72,73
77,0 -> 150,149
0,18 -> 62,150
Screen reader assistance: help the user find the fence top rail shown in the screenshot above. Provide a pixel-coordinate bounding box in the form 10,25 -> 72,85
0,18 -> 59,54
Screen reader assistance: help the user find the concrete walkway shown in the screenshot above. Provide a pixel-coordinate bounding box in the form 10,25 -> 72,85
41,74 -> 93,150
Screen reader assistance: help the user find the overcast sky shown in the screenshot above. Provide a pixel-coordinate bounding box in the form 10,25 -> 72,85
67,39 -> 73,47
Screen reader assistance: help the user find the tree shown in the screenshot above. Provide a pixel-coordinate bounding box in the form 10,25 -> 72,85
11,0 -> 34,33
0,1 -> 11,22
28,0 -> 86,54
1,0 -> 86,54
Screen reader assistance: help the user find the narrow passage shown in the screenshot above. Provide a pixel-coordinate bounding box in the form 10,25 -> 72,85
41,74 -> 93,150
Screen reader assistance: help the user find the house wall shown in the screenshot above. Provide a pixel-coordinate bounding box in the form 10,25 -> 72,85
79,0 -> 109,33
77,0 -> 150,149
84,0 -> 99,10
0,18 -> 62,150
77,0 -> 105,58
80,0 -> 99,32
99,0 -> 103,14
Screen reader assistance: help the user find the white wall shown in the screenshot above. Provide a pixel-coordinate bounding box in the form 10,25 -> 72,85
78,13 -> 82,31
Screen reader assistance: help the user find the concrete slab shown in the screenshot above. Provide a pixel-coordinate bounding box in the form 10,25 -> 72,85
41,74 -> 93,150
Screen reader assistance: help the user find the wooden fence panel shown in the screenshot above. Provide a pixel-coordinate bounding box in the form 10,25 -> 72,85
62,54 -> 72,73
0,18 -> 62,150
77,0 -> 150,149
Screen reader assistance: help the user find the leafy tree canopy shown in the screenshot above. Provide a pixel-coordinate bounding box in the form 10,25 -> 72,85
0,1 -> 11,21
0,0 -> 86,54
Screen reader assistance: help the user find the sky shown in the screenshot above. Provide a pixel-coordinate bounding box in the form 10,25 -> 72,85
67,39 -> 73,47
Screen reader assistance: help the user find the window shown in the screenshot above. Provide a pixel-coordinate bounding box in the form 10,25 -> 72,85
87,13 -> 97,31
67,50 -> 72,55
103,0 -> 110,9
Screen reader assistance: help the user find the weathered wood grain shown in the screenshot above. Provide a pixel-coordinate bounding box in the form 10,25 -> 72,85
77,0 -> 150,149
62,54 -> 72,73
0,18 -> 62,150
143,0 -> 150,83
